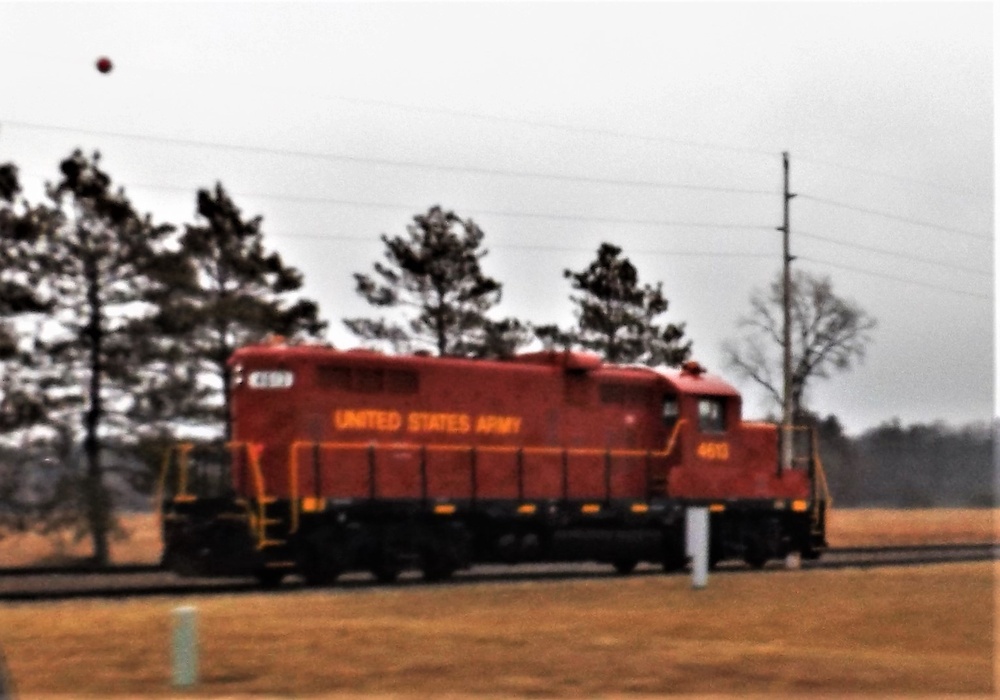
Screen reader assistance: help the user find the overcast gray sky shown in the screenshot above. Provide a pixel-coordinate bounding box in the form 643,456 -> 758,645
0,2 -> 993,434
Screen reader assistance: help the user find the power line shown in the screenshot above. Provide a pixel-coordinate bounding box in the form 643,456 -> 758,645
18,171 -> 777,232
251,82 -> 993,191
265,229 -> 776,260
798,255 -> 991,300
796,153 -> 991,200
273,225 -> 990,299
797,193 -> 991,241
19,171 -> 990,279
797,229 -> 992,277
315,93 -> 780,158
14,143 -> 991,289
2,119 -> 779,196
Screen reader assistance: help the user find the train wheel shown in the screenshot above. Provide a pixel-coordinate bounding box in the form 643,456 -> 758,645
612,557 -> 638,575
662,555 -> 687,573
742,526 -> 774,569
256,568 -> 285,589
661,531 -> 687,572
298,529 -> 346,586
422,523 -> 470,582
744,549 -> 768,569
301,556 -> 343,586
421,553 -> 457,582
372,562 -> 401,584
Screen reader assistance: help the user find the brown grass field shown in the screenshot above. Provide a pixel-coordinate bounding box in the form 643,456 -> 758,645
0,508 -> 995,698
0,562 -> 993,698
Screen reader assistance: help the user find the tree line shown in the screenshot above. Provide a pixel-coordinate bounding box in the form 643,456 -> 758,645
816,415 -> 993,508
5,149 -> 956,566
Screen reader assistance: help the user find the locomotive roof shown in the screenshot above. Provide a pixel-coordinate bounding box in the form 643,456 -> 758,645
230,343 -> 739,398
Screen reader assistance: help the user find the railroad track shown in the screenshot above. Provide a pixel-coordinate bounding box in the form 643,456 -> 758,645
0,543 -> 994,602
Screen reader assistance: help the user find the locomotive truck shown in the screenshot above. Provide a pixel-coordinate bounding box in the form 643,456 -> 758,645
159,340 -> 830,586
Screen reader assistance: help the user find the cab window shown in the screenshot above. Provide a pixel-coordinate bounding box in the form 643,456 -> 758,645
698,398 -> 726,433
662,396 -> 679,426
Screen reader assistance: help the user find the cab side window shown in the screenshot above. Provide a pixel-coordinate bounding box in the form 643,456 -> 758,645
698,398 -> 726,433
662,395 -> 679,427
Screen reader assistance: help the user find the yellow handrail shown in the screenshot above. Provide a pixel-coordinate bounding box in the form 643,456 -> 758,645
289,440 -> 312,534
229,441 -> 270,548
287,433 -> 686,463
154,442 -> 194,518
176,443 -> 194,497
810,430 -> 833,512
154,445 -> 174,525
285,432 -> 688,520
662,418 -> 687,458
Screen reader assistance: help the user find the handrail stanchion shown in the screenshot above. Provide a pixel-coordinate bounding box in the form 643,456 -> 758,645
561,449 -> 569,502
469,447 -> 477,505
176,442 -> 194,499
244,443 -> 268,548
604,449 -> 612,504
289,441 -> 311,534
420,445 -> 428,506
154,445 -> 175,525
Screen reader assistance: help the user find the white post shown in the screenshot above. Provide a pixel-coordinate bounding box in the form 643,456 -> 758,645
785,551 -> 802,570
685,507 -> 709,589
172,605 -> 198,687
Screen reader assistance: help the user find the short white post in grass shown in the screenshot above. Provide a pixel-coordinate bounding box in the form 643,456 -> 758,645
785,551 -> 802,570
685,507 -> 709,589
172,605 -> 198,687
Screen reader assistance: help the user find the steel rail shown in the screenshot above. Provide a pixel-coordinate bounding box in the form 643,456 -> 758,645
0,543 -> 994,603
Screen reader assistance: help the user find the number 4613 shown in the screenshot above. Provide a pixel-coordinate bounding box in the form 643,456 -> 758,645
697,441 -> 730,461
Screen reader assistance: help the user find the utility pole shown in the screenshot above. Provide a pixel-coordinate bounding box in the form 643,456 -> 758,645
779,151 -> 795,471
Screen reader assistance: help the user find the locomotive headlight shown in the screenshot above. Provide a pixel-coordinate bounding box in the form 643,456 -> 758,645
232,364 -> 244,387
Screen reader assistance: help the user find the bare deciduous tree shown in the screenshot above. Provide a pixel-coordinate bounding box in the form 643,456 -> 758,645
723,270 -> 876,420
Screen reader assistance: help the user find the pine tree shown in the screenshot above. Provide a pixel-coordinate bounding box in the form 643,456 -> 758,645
7,150 -> 180,564
539,242 -> 691,366
0,161 -> 55,436
0,161 -> 60,537
345,205 -> 526,358
154,183 -> 327,439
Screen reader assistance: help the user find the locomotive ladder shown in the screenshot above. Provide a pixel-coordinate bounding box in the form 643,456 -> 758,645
807,429 -> 833,537
156,442 -> 196,520
157,442 -> 289,553
783,426 -> 834,538
231,441 -> 289,553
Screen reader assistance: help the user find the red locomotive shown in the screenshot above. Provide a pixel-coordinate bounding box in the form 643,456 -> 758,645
160,340 -> 830,585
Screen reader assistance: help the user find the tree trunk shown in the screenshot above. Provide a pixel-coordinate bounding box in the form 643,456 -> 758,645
434,287 -> 447,356
216,320 -> 234,443
83,255 -> 110,566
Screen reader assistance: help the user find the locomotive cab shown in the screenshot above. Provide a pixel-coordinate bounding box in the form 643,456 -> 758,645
658,361 -> 828,567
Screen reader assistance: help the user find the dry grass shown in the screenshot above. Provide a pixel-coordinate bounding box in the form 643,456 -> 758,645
827,507 -> 997,547
0,513 -> 164,567
0,508 -> 996,568
0,562 -> 994,699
